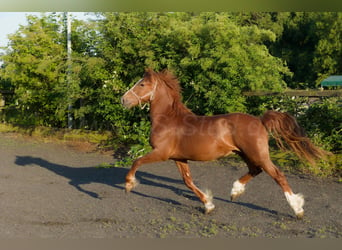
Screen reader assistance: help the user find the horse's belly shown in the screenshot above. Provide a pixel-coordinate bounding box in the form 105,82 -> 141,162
171,137 -> 236,161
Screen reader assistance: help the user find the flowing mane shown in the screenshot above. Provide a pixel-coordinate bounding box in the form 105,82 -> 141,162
150,69 -> 193,115
158,70 -> 182,97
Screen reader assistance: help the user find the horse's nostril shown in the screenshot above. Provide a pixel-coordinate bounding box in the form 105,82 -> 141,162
121,96 -> 132,109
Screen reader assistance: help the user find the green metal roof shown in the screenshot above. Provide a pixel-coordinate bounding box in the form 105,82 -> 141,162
321,75 -> 342,86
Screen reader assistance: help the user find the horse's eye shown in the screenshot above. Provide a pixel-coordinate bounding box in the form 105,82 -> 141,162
140,83 -> 145,87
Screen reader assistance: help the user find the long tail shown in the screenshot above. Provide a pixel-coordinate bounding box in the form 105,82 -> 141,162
261,110 -> 329,165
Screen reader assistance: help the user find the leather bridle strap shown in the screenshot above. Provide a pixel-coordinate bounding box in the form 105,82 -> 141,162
127,79 -> 158,109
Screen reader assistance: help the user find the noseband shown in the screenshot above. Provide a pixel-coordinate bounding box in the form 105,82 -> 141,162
126,79 -> 158,109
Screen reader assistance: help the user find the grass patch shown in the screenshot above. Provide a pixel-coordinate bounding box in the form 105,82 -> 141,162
0,123 -> 112,150
270,150 -> 341,178
0,123 -> 17,133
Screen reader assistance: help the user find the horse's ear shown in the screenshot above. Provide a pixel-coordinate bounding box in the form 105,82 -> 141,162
145,68 -> 155,75
144,68 -> 156,80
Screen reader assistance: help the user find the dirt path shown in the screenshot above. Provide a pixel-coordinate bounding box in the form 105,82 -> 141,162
0,132 -> 341,238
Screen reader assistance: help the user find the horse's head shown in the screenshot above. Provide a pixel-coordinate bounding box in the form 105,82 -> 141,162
121,68 -> 158,109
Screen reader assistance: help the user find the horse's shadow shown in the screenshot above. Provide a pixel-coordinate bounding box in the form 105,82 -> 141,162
15,155 -> 125,198
14,156 -> 188,204
14,155 -> 281,217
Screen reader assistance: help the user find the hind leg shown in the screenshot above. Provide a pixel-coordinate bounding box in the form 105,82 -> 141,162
233,149 -> 304,218
261,160 -> 305,219
230,165 -> 262,201
230,152 -> 262,201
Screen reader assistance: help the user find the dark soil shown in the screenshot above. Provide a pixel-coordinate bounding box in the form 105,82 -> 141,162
0,133 -> 341,238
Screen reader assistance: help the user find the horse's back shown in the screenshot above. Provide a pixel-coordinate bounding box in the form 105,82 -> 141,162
169,112 -> 268,161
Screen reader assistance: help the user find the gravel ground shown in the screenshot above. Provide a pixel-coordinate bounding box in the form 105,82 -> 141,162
0,132 -> 341,238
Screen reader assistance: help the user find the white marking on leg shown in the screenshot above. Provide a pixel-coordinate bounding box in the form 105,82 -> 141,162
204,189 -> 215,214
126,176 -> 139,192
230,180 -> 246,200
284,192 -> 305,218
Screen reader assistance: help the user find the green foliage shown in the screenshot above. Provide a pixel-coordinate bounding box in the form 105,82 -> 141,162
313,13 -> 342,84
114,118 -> 152,167
271,150 -> 341,178
298,98 -> 341,153
98,12 -> 289,116
1,14 -> 67,126
271,12 -> 342,88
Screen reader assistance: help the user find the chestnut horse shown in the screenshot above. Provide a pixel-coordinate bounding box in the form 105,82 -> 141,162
121,69 -> 327,219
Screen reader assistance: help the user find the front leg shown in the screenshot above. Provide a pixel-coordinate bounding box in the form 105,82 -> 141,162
125,149 -> 167,192
175,160 -> 215,214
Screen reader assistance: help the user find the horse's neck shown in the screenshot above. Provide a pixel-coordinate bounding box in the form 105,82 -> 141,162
149,95 -> 193,124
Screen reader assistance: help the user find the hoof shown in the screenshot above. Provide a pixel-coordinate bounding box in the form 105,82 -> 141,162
230,181 -> 245,202
204,203 -> 215,214
203,189 -> 215,214
125,178 -> 139,193
125,184 -> 133,193
231,192 -> 244,202
230,194 -> 239,202
284,192 -> 305,220
296,211 -> 304,220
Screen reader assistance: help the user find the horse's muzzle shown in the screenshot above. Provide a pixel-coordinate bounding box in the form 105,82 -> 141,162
121,95 -> 133,109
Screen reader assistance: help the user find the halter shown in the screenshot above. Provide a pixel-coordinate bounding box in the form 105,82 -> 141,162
127,78 -> 158,109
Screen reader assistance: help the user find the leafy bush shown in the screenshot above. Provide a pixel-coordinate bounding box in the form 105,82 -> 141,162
298,98 -> 341,153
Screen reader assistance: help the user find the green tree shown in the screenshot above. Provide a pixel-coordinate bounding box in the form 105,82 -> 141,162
313,12 -> 342,84
298,98 -> 342,153
98,12 -> 290,115
1,14 -> 68,126
0,13 -> 112,129
272,12 -> 342,88
230,12 -> 290,38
